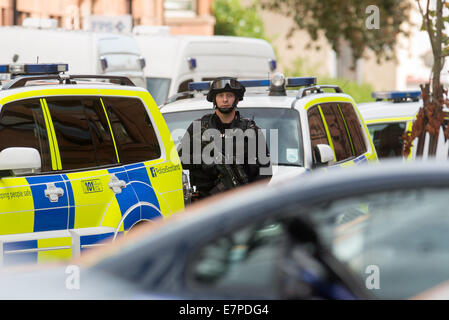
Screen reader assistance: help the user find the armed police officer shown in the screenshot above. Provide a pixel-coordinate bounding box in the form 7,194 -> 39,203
179,77 -> 272,201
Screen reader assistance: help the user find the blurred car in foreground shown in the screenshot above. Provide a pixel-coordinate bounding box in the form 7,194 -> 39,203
3,160 -> 449,299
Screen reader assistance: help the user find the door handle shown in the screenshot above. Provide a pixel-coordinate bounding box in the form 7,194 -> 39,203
109,174 -> 126,194
44,183 -> 65,202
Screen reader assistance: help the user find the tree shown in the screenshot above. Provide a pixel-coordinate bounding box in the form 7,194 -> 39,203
258,0 -> 412,64
403,0 -> 449,157
212,0 -> 267,40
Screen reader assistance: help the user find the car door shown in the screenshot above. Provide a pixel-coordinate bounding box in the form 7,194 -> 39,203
0,98 -> 69,266
100,95 -> 167,228
306,101 -> 374,167
184,215 -> 368,299
42,94 -> 139,253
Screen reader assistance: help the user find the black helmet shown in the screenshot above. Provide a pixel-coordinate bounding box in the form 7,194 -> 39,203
206,77 -> 246,102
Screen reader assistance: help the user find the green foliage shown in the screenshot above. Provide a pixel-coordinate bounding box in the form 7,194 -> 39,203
284,57 -> 374,103
258,0 -> 412,63
212,0 -> 267,40
319,77 -> 375,103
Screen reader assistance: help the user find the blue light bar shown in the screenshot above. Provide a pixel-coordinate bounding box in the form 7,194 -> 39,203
287,77 -> 317,87
188,79 -> 271,91
187,76 -> 318,92
188,81 -> 210,91
372,90 -> 421,101
239,79 -> 270,87
0,63 -> 68,75
25,63 -> 68,74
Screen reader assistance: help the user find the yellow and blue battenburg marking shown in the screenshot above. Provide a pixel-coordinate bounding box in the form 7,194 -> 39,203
0,73 -> 184,266
114,163 -> 162,230
26,175 -> 69,232
0,162 -> 169,266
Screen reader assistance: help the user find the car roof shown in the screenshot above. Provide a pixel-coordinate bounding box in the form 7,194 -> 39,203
358,100 -> 422,121
160,91 -> 356,113
87,159 -> 449,271
0,82 -> 148,101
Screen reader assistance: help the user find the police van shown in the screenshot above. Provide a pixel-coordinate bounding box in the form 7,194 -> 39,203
0,63 -> 184,266
133,32 -> 277,106
0,26 -> 147,88
160,73 -> 378,188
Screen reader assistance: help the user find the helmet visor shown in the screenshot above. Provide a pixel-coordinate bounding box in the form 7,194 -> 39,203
210,78 -> 244,91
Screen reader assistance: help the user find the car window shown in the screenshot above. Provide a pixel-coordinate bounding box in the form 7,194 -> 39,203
83,99 -> 118,166
368,122 -> 406,159
307,106 -> 330,162
0,99 -> 51,172
308,187 -> 449,299
163,109 -> 211,147
45,97 -> 117,170
339,103 -> 367,156
239,108 -> 303,166
178,79 -> 193,93
187,220 -> 287,298
320,103 -> 353,161
146,77 -> 171,106
102,97 -> 161,164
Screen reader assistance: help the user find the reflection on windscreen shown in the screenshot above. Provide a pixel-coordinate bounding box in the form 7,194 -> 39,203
163,108 -> 304,166
146,77 -> 171,106
310,187 -> 449,299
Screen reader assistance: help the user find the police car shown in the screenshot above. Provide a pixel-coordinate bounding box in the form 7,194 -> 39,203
0,63 -> 184,266
358,91 -> 424,160
160,73 -> 378,187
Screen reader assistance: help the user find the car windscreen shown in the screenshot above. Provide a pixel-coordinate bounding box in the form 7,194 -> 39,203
146,77 -> 171,106
367,122 -> 406,159
163,107 -> 304,167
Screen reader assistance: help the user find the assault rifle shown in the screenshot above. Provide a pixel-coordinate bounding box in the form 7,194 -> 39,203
208,152 -> 249,195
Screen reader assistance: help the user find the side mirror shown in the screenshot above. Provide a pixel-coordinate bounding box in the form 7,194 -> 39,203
313,144 -> 334,167
0,147 -> 41,176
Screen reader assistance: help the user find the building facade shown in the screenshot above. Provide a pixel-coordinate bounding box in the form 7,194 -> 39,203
0,0 -> 215,35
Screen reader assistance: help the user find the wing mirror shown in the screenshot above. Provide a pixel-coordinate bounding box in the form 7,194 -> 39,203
0,147 -> 41,177
313,144 -> 334,167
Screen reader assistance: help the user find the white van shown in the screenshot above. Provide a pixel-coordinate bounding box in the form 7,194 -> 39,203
133,31 -> 277,105
0,26 -> 146,88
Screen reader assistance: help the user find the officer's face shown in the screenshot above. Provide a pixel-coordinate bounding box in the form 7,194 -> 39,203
215,92 -> 236,110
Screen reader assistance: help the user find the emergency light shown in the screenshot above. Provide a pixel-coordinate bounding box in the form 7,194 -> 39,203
268,59 -> 277,71
372,90 -> 421,102
0,63 -> 68,75
187,57 -> 197,70
188,81 -> 210,91
286,77 -> 317,87
188,76 -> 317,91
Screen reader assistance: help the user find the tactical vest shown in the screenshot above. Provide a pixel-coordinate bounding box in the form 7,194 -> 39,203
200,113 -> 256,132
